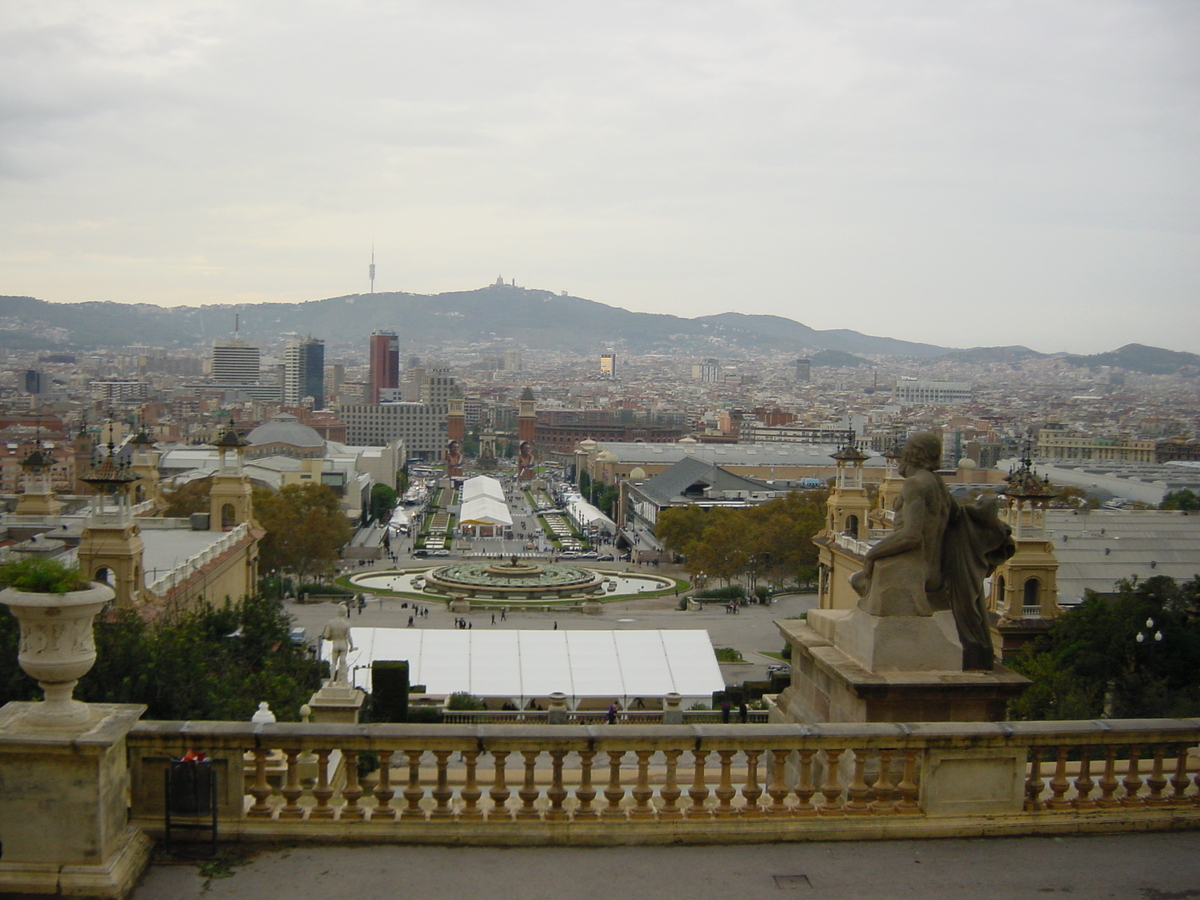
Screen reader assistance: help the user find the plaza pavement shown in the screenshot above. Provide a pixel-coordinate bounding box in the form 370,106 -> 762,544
132,832 -> 1200,899
286,559 -> 816,689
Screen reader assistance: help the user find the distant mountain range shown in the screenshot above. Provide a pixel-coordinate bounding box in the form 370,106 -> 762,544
1,287 -> 1197,375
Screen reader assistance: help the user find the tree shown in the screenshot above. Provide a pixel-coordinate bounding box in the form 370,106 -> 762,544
161,476 -> 213,517
1161,489 -> 1200,511
253,483 -> 353,582
1048,483 -> 1100,509
1008,576 -> 1200,720
655,490 -> 827,587
369,483 -> 398,523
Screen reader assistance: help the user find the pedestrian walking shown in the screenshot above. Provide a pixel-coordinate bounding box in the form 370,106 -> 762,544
721,700 -> 732,724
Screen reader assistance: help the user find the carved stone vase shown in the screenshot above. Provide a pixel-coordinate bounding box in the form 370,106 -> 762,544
0,582 -> 114,729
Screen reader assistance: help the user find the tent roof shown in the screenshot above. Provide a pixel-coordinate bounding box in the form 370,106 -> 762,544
338,628 -> 724,705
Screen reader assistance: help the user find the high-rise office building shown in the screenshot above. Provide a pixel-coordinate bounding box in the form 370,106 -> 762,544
284,337 -> 325,409
693,358 -> 720,383
211,340 -> 261,384
795,358 -> 811,383
369,331 -> 399,404
600,351 -> 616,380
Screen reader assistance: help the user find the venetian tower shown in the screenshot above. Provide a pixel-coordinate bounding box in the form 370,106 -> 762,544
517,387 -> 536,444
77,441 -> 145,608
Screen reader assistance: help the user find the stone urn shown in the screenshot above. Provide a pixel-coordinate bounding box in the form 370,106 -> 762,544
0,581 -> 114,729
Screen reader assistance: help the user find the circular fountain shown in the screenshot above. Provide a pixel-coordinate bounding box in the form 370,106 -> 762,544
421,555 -> 606,600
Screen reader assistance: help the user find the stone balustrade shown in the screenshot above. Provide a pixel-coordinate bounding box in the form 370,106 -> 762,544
125,717 -> 1200,845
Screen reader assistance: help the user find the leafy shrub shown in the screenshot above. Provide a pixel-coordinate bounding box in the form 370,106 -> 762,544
0,558 -> 91,594
446,691 -> 486,710
695,586 -> 745,600
406,705 -> 443,723
297,582 -> 353,596
713,647 -> 744,663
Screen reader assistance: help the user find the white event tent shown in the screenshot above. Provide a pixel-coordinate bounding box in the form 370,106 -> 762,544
457,475 -> 512,533
337,628 -> 724,709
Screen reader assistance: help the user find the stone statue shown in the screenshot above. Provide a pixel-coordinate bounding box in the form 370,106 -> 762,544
321,604 -> 355,684
849,432 -> 1014,670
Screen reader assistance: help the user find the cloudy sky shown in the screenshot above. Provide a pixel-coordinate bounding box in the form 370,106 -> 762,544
2,1 -> 1197,354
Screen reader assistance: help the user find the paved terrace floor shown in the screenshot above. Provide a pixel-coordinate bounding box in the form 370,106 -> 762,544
133,832 -> 1199,900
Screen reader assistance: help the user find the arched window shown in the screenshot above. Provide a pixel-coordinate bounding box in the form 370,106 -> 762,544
221,503 -> 236,528
845,514 -> 859,537
95,567 -> 113,585
1023,577 -> 1040,611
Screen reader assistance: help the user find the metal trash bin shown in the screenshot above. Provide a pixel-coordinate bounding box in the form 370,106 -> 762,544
164,758 -> 217,855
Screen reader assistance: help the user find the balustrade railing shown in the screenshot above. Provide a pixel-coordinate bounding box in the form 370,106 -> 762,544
126,718 -> 1200,843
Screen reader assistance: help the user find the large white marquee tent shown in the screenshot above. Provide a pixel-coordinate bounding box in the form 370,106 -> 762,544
337,628 -> 724,709
457,475 -> 512,531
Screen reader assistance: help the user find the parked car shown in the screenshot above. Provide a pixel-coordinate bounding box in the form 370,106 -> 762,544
432,549 -> 450,556
289,627 -> 307,645
579,551 -> 599,559
597,553 -> 615,561
413,549 -> 429,558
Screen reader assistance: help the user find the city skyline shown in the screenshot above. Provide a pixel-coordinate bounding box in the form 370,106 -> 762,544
2,2 -> 1197,355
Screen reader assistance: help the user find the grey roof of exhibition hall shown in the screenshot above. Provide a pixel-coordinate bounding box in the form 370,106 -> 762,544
592,441 -> 888,468
1046,508 -> 1200,606
634,455 -> 781,507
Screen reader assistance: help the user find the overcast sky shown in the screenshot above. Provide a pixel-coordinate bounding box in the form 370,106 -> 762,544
2,1 -> 1198,354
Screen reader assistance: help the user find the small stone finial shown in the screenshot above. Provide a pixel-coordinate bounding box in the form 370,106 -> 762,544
299,703 -> 312,723
251,701 -> 276,724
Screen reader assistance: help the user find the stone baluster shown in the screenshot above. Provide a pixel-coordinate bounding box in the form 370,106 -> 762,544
546,750 -> 568,821
687,749 -> 711,817
517,750 -> 541,819
372,750 -> 397,819
818,748 -> 844,815
401,749 -> 425,819
1145,745 -> 1168,806
894,749 -> 919,813
845,749 -> 871,815
575,749 -> 598,818
247,747 -> 273,818
870,748 -> 896,814
629,750 -> 656,820
1046,745 -> 1072,810
431,750 -> 454,819
311,750 -> 335,819
489,750 -> 512,820
1024,748 -> 1044,812
713,749 -> 737,817
741,749 -> 764,818
459,750 -> 483,820
1096,745 -> 1121,808
793,748 -> 818,816
659,749 -> 683,819
340,749 -> 365,820
601,750 -> 626,818
1120,746 -> 1144,807
1169,745 -> 1191,805
1072,748 -> 1095,809
279,750 -> 304,819
766,749 -> 791,816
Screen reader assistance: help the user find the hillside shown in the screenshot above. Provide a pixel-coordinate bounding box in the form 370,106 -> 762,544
0,286 -> 948,358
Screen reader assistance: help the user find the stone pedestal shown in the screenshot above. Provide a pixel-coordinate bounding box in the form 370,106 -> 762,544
307,682 -> 366,724
775,611 -> 1028,725
0,702 -> 152,899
